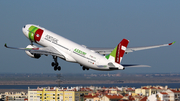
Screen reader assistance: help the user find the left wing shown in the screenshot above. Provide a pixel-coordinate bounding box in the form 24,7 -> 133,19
89,41 -> 175,55
4,44 -> 64,58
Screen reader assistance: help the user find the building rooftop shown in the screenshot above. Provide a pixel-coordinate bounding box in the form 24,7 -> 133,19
84,94 -> 99,98
170,89 -> 180,93
28,86 -> 92,92
140,85 -> 168,90
140,96 -> 147,101
105,94 -> 123,99
160,92 -> 168,95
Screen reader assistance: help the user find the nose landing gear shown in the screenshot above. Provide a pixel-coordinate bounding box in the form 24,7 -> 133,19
52,56 -> 61,71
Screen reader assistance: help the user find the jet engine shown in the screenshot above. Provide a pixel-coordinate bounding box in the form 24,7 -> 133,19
25,45 -> 41,59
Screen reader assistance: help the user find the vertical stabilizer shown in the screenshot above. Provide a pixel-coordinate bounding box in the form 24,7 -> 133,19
105,39 -> 129,64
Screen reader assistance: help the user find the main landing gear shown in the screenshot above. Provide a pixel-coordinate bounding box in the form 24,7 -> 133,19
51,56 -> 61,71
82,66 -> 89,71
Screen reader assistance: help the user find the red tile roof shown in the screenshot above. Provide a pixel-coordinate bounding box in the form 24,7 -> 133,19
142,86 -> 158,89
125,88 -> 135,91
124,94 -> 129,96
160,92 -> 168,95
84,94 -> 99,98
140,96 -> 147,101
128,96 -> 135,100
142,87 -> 149,89
150,87 -> 156,89
171,90 -> 180,93
106,94 -> 123,99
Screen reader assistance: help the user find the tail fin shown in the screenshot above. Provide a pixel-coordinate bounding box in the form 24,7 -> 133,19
105,39 -> 129,64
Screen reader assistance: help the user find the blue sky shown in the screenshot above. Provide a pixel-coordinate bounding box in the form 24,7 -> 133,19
0,1 -> 179,74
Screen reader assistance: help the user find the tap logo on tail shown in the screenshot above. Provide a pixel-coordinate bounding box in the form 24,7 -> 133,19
105,39 -> 129,64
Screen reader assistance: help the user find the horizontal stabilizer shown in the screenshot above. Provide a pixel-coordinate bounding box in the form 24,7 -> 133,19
122,64 -> 150,68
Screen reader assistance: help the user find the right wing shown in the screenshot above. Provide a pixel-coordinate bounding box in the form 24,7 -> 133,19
122,64 -> 151,68
88,41 -> 175,55
125,41 -> 175,53
4,44 -> 65,58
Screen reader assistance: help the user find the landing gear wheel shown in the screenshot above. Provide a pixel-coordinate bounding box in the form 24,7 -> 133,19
82,66 -> 89,70
52,56 -> 61,71
83,67 -> 85,70
54,66 -> 58,71
51,62 -> 55,67
58,66 -> 61,71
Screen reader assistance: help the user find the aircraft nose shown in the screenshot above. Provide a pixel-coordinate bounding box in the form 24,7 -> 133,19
22,25 -> 29,38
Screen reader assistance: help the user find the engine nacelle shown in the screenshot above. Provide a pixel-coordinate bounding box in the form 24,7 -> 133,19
25,45 -> 41,59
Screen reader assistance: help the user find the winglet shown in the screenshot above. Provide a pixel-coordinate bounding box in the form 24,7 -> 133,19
169,41 -> 175,45
4,43 -> 7,48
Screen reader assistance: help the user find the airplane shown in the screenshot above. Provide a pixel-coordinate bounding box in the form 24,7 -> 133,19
5,24 -> 175,71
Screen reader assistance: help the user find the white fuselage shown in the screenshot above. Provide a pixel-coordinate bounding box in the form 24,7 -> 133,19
22,24 -> 124,71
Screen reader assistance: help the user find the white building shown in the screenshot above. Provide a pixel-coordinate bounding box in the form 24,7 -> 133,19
147,92 -> 170,101
148,89 -> 180,101
166,89 -> 180,101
